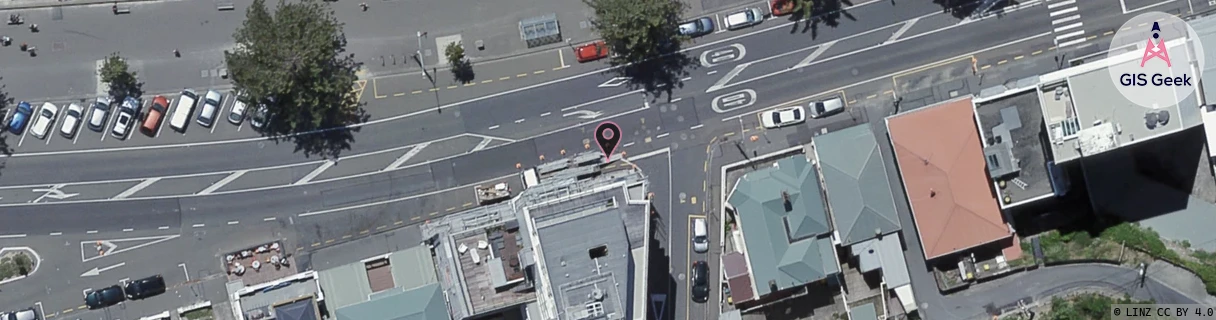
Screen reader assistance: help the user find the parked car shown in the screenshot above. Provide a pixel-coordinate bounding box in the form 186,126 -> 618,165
692,218 -> 709,253
770,0 -> 794,16
60,103 -> 84,139
760,106 -> 805,128
141,95 -> 169,135
124,275 -> 167,299
197,90 -> 223,128
29,102 -> 58,139
228,91 -> 249,125
724,7 -> 763,30
575,40 -> 610,63
111,97 -> 140,139
691,260 -> 709,303
808,97 -> 844,118
87,97 -> 112,132
169,89 -> 199,132
10,308 -> 37,320
678,17 -> 715,38
85,285 -> 125,309
250,104 -> 270,130
6,101 -> 33,135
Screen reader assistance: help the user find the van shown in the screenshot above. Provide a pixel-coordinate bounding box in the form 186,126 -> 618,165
692,218 -> 708,253
141,95 -> 169,135
169,89 -> 199,132
124,275 -> 166,300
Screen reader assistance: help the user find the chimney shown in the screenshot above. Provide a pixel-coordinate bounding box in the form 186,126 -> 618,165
930,188 -> 936,198
781,191 -> 793,212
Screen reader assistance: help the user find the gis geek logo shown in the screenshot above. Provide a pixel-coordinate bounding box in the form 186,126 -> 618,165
1120,22 -> 1192,87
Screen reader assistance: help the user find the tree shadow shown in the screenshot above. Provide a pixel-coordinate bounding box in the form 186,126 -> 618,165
259,59 -> 370,160
933,0 -> 1016,20
0,79 -> 13,176
788,0 -> 858,38
615,42 -> 698,102
450,59 -> 476,84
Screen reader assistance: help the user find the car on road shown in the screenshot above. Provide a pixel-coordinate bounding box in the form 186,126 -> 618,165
87,97 -> 112,132
6,101 -> 33,135
575,40 -> 610,63
808,97 -> 844,119
228,91 -> 248,125
197,90 -> 223,128
29,102 -> 59,139
85,285 -> 125,309
124,274 -> 166,299
692,217 -> 709,253
141,95 -> 169,135
250,104 -> 271,131
59,103 -> 84,139
691,260 -> 709,303
111,97 -> 140,139
724,7 -> 763,30
760,105 -> 805,128
678,17 -> 715,38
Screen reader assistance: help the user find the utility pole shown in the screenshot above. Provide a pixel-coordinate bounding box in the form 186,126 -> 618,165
416,31 -> 432,83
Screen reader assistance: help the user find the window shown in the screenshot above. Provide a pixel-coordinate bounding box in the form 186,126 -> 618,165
588,245 -> 608,259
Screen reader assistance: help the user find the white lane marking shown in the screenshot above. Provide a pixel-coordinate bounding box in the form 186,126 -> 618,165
114,178 -> 161,199
656,133 -> 670,139
559,48 -> 567,68
50,232 -> 62,236
1049,7 -> 1078,16
298,173 -> 514,217
886,18 -> 920,44
707,70 -> 719,75
598,77 -> 632,88
2,0 -> 890,161
263,217 -> 276,221
227,220 -> 239,225
1047,0 -> 1075,9
295,161 -> 335,185
514,118 -> 526,123
158,226 -> 170,230
690,124 -> 704,130
721,32 -> 1052,122
540,112 -> 552,117
385,143 -> 429,171
793,41 -> 838,69
706,63 -> 751,93
198,170 -> 247,195
1055,30 -> 1086,42
1054,22 -> 1083,33
1056,37 -> 1089,48
122,228 -> 133,232
560,89 -> 644,111
488,125 -> 500,130
671,98 -> 683,103
157,98 -> 174,138
72,122 -> 81,144
86,230 -> 98,234
1052,15 -> 1081,25
17,115 -> 29,147
622,142 -> 636,148
0,234 -> 27,238
192,223 -> 205,228
472,138 -> 493,152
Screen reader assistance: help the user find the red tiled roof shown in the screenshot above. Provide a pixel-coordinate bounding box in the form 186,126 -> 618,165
887,97 -> 1011,260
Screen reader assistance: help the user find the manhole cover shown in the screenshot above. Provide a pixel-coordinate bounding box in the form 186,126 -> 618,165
51,42 -> 65,52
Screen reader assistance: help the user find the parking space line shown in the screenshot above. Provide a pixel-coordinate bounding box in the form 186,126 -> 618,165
295,161 -> 335,185
157,98 -> 175,138
199,170 -> 247,195
114,178 -> 161,199
558,49 -> 568,68
17,115 -> 29,147
264,217 -> 277,221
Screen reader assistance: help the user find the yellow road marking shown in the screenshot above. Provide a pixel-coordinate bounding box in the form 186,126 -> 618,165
1104,31 -> 1114,36
1048,46 -> 1057,51
393,92 -> 406,97
412,216 -> 422,220
723,132 -> 735,137
997,60 -> 1008,65
463,202 -> 474,207
446,207 -> 456,211
325,239 -> 335,244
553,66 -> 565,71
372,78 -> 386,99
429,88 -> 439,92
312,242 -> 321,247
360,230 -> 370,235
429,211 -> 439,216
482,80 -> 493,84
1014,55 -> 1024,60
1087,35 -> 1097,40
395,220 -> 405,225
517,73 -> 528,78
464,83 -> 476,87
533,70 -> 546,74
691,196 -> 697,204
342,234 -> 352,239
377,225 -> 388,230
981,65 -> 992,70
848,100 -> 857,104
63,309 -> 74,314
412,90 -> 423,94
1032,50 -> 1044,55
446,85 -> 458,89
500,76 -> 511,81
882,90 -> 893,95
866,94 -> 877,99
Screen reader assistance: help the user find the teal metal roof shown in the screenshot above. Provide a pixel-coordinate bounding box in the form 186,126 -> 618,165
815,125 -> 901,246
849,302 -> 879,320
728,155 -> 838,297
334,283 -> 448,320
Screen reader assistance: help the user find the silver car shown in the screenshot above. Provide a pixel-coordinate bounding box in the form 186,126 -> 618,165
809,97 -> 845,118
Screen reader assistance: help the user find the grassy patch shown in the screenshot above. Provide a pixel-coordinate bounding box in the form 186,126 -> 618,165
1043,293 -> 1154,320
181,307 -> 215,320
1100,223 -> 1216,296
0,252 -> 34,280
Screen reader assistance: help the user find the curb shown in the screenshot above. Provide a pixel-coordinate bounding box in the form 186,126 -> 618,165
0,0 -> 162,12
0,246 -> 42,285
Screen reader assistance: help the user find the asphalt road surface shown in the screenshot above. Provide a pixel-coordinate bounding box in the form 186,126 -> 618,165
1,0 -> 1211,318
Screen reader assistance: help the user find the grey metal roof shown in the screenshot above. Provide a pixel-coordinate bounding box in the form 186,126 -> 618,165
390,247 -> 439,290
727,155 -> 838,297
851,235 -> 911,288
334,283 -> 449,320
1195,15 -> 1216,107
274,298 -> 320,320
815,125 -> 902,246
531,190 -> 632,320
318,246 -> 438,311
849,302 -> 879,320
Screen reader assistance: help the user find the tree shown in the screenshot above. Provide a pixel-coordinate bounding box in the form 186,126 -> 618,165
585,0 -> 696,97
444,42 -> 475,83
99,53 -> 143,100
226,0 -> 366,158
792,0 -> 816,20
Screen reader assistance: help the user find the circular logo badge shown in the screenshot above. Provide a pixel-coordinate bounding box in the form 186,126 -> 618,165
1107,11 -> 1206,109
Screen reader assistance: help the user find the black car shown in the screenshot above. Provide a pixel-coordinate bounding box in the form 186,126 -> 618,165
691,260 -> 709,303
124,275 -> 166,299
85,285 -> 125,309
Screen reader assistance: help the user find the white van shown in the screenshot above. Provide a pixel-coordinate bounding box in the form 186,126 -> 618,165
692,218 -> 708,253
169,89 -> 199,132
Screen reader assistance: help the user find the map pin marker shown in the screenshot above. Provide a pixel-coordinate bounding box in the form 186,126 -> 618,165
595,121 -> 622,162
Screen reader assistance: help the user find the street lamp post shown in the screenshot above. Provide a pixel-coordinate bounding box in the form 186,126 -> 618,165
417,31 -> 431,83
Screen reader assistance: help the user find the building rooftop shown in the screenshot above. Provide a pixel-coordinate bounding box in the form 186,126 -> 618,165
850,235 -> 910,288
974,89 -> 1058,207
886,97 -> 1013,260
423,152 -> 650,320
727,155 -> 840,298
1038,39 -> 1204,163
813,125 -> 902,246
229,271 -> 323,320
317,246 -> 440,315
333,284 -> 448,320
273,297 -> 321,320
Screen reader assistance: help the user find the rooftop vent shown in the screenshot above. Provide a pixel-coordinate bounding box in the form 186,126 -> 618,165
781,191 -> 793,212
930,189 -> 937,198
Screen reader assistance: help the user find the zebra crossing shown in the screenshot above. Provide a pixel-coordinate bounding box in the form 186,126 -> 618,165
1047,0 -> 1088,48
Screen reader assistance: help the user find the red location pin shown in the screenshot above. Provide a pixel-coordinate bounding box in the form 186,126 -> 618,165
594,121 -> 622,162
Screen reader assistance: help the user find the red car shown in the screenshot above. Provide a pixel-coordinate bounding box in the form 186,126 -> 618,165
771,0 -> 794,16
141,95 -> 169,135
575,41 -> 610,63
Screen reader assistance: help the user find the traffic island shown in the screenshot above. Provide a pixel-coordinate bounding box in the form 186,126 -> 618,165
0,247 -> 41,285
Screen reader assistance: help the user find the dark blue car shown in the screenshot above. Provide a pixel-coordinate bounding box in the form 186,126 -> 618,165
7,101 -> 33,135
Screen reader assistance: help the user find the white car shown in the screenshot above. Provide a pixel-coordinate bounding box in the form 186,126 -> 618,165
87,97 -> 112,132
60,103 -> 84,138
724,7 -> 763,30
30,102 -> 59,139
809,97 -> 845,118
760,106 -> 805,128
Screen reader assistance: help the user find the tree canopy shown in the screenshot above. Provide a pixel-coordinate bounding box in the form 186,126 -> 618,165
226,0 -> 365,158
584,0 -> 695,98
100,53 -> 143,100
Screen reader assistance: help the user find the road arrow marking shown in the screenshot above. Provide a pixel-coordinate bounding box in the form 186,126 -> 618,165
80,262 -> 126,277
30,184 -> 79,203
81,234 -> 181,262
598,77 -> 631,88
562,110 -> 604,119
